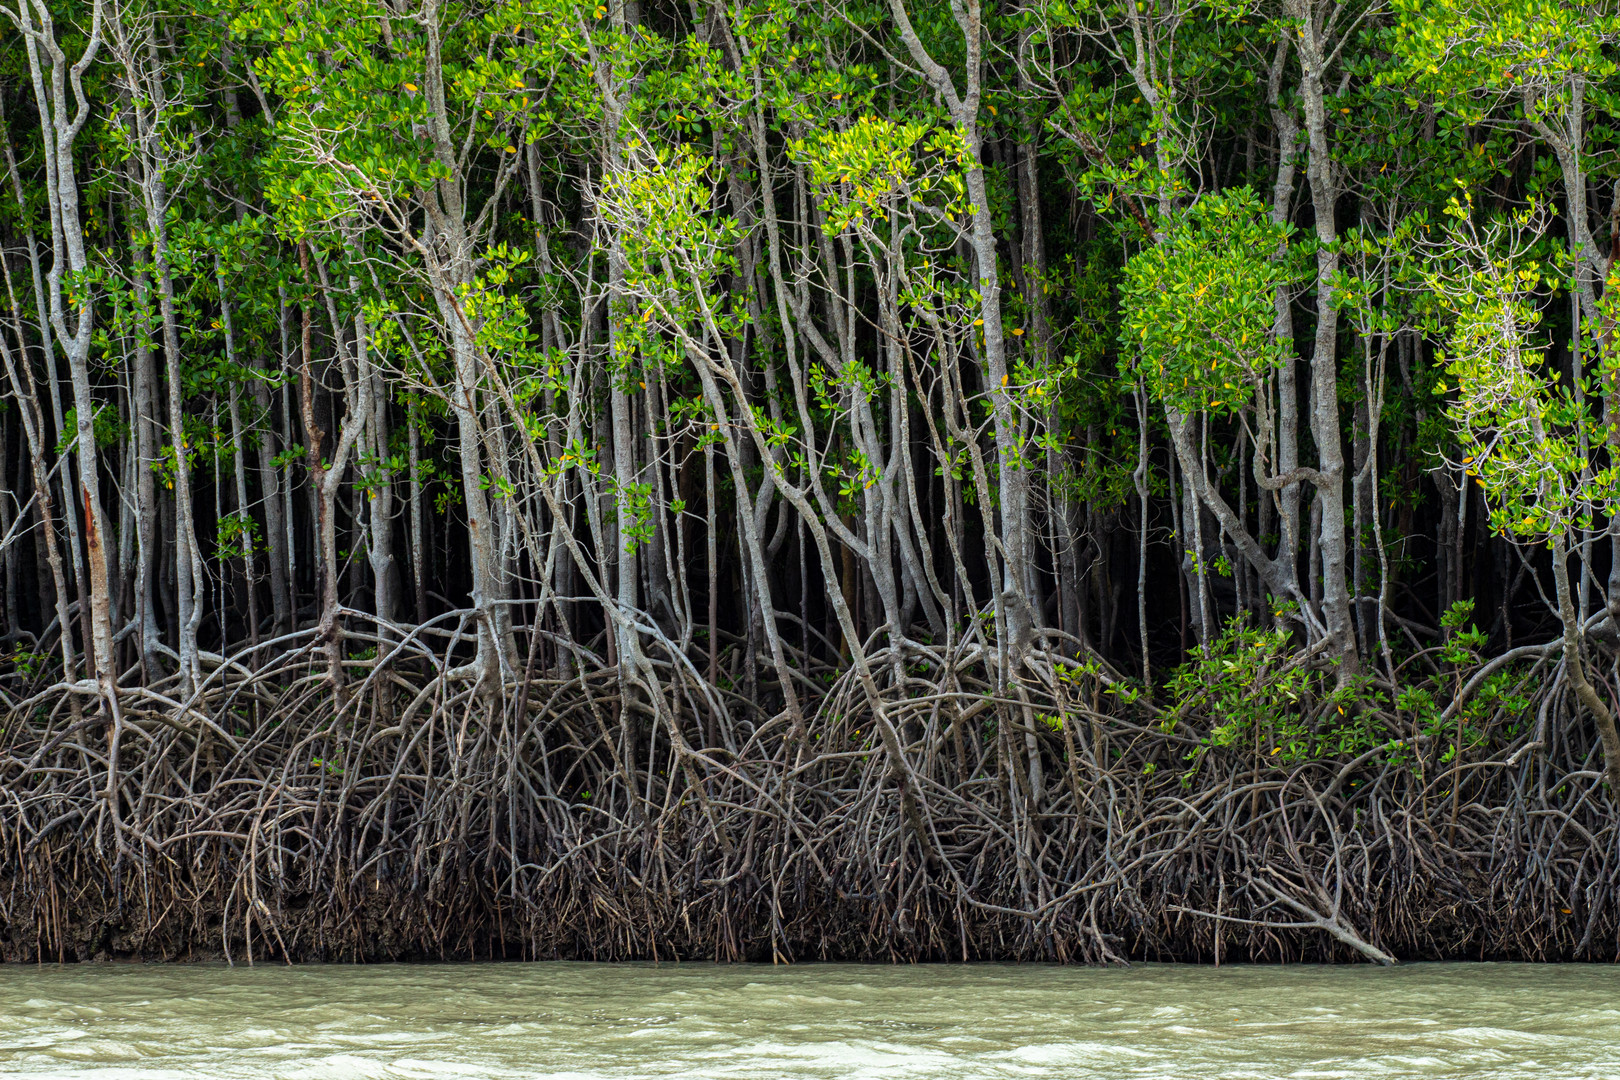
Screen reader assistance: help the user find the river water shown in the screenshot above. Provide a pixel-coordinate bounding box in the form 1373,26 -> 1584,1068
0,962 -> 1615,1079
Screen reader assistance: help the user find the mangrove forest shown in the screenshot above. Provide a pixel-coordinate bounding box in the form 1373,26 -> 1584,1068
2,0 -> 1619,966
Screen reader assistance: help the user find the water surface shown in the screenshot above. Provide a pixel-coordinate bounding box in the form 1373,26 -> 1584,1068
0,961 -> 1615,1078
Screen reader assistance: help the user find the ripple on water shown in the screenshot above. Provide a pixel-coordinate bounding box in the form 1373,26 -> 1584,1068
1,962 -> 1618,1079
384,1058 -> 508,1078
996,1039 -> 1159,1065
709,1037 -> 962,1078
281,1052 -> 400,1079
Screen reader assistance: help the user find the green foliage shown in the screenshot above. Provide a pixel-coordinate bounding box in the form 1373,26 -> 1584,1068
1170,619 -> 1310,760
1121,188 -> 1296,416
216,512 -> 263,561
1390,0 -> 1620,128
56,405 -> 129,454
599,148 -> 744,343
793,117 -> 967,234
1425,198 -> 1620,541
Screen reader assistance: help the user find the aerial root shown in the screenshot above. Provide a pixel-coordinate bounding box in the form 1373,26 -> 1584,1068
1,622 -> 1613,963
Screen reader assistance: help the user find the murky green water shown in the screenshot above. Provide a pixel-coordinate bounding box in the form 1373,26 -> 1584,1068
0,962 -> 1616,1078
